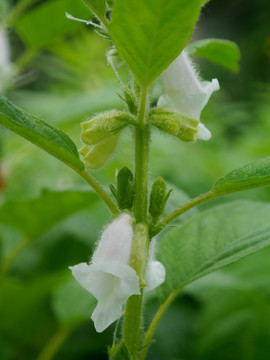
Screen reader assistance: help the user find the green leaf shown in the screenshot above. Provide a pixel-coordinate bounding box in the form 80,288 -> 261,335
83,0 -> 106,20
186,38 -> 241,72
52,277 -> 96,328
157,201 -> 270,300
0,96 -> 84,171
0,189 -> 98,238
110,0 -> 202,86
212,158 -> 270,194
14,0 -> 89,50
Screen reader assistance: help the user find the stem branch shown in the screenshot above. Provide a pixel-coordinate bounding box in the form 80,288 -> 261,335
151,190 -> 218,237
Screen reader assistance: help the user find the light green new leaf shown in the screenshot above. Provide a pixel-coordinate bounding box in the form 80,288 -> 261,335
0,96 -> 84,171
83,0 -> 106,20
157,201 -> 270,300
110,0 -> 202,86
186,38 -> 241,72
15,0 -> 89,50
212,158 -> 270,194
0,189 -> 98,238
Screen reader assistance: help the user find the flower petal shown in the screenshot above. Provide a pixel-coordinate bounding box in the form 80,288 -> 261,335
197,122 -> 212,141
92,213 -> 133,264
145,260 -> 166,292
144,239 -> 166,292
69,261 -> 140,332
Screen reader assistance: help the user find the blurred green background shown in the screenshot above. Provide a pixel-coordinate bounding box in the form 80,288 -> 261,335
0,0 -> 270,359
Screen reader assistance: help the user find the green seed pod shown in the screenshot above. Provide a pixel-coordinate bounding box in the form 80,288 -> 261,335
116,166 -> 134,211
149,108 -> 199,142
81,110 -> 129,146
149,177 -> 168,224
79,134 -> 119,169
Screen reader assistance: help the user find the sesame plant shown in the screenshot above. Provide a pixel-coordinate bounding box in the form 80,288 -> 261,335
1,0 -> 270,359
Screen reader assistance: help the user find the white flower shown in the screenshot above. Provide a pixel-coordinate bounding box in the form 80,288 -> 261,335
0,28 -> 14,93
158,50 -> 219,141
69,214 -> 165,332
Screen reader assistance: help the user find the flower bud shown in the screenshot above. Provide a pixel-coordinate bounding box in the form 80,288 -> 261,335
116,166 -> 134,211
149,177 -> 171,224
123,87 -> 138,115
81,110 -> 129,146
79,134 -> 119,169
149,108 -> 199,142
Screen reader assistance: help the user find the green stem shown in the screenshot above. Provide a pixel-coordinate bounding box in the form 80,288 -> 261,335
37,327 -> 70,360
133,87 -> 149,223
122,87 -> 149,358
76,169 -> 119,216
151,190 -> 218,237
123,293 -> 144,358
140,289 -> 181,360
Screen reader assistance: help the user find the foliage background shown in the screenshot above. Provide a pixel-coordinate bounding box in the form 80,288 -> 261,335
0,0 -> 270,359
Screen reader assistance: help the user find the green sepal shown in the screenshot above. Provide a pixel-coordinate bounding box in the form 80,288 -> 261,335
123,88 -> 138,115
79,134 -> 119,169
149,177 -> 171,224
109,341 -> 131,360
149,108 -> 199,142
81,110 -> 130,146
116,167 -> 134,211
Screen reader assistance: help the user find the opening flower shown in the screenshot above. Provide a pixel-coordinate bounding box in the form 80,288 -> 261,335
69,214 -> 165,332
158,50 -> 220,141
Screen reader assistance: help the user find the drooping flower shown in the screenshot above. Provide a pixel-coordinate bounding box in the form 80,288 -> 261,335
158,50 -> 219,141
69,214 -> 165,332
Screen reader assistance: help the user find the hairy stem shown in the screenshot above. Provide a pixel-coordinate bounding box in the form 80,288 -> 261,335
133,87 -> 149,223
122,87 -> 149,358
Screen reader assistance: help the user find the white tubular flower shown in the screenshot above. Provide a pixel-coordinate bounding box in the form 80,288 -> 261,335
70,214 -> 140,333
158,50 -> 219,141
0,28 -> 14,93
70,214 -> 166,332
